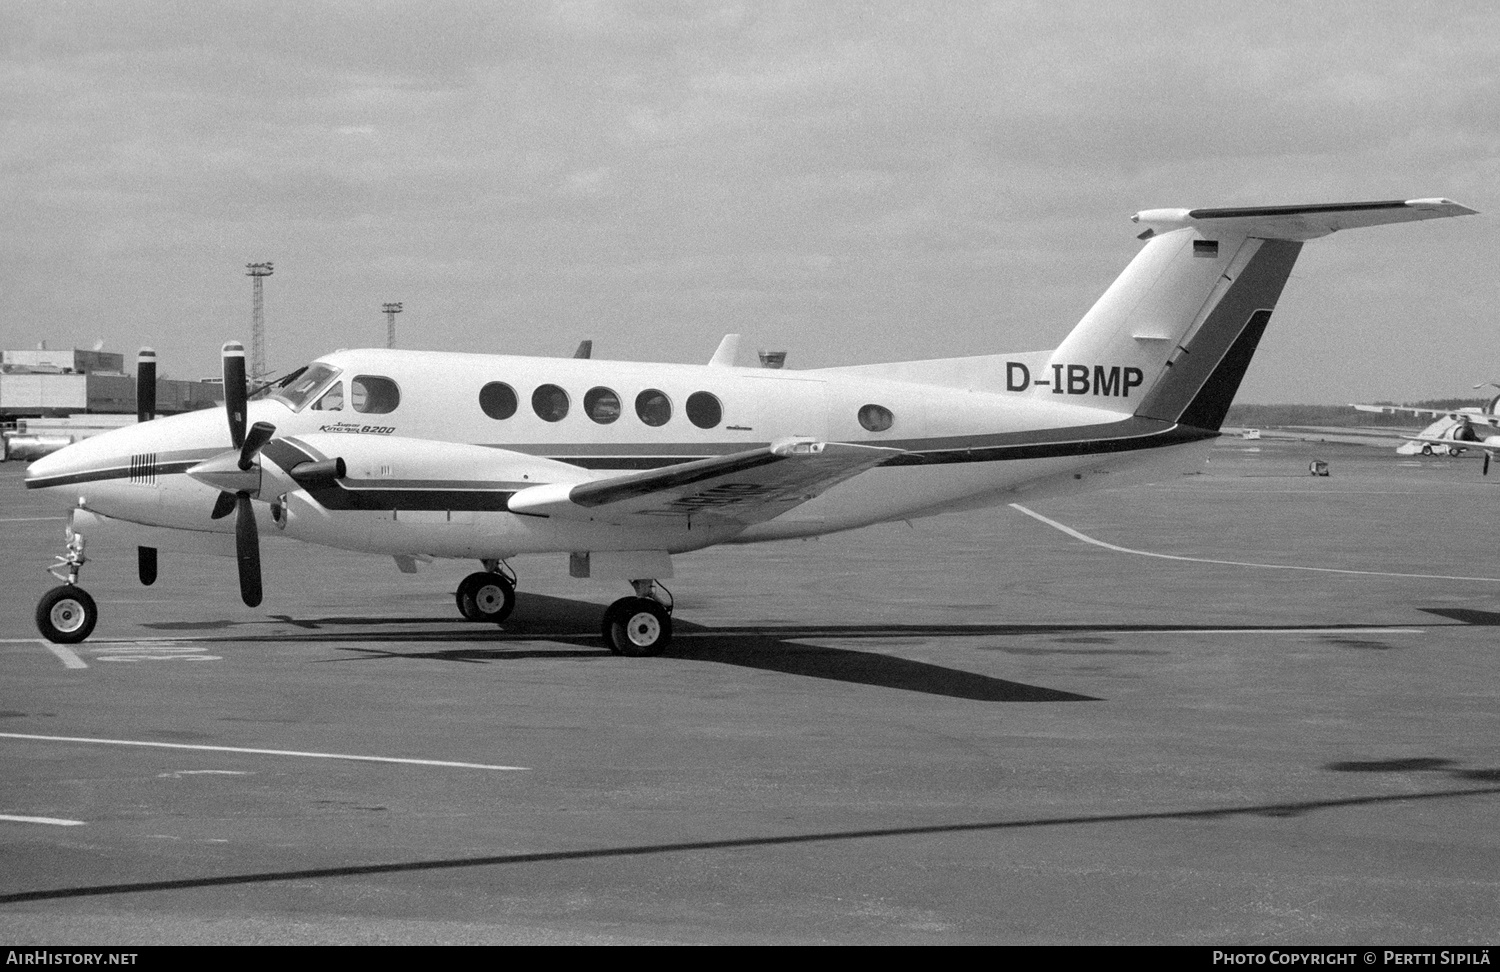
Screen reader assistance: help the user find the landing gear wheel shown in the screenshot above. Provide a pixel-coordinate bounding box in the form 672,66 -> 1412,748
602,596 -> 673,657
1422,444 -> 1433,456
36,586 -> 97,645
456,571 -> 515,623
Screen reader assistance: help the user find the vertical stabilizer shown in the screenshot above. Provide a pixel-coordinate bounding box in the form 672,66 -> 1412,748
1041,198 -> 1475,430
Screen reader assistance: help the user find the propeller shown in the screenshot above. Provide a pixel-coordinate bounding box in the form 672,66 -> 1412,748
135,347 -> 156,423
188,342 -> 276,607
136,348 -> 159,585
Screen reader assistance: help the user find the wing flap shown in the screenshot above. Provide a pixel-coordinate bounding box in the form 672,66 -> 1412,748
507,438 -> 904,525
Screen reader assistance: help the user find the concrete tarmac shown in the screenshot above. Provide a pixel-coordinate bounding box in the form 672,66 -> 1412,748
1,439 -> 1498,944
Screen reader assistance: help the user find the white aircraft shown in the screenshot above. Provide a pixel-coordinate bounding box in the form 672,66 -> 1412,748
1352,388 -> 1500,458
24,198 -> 1476,653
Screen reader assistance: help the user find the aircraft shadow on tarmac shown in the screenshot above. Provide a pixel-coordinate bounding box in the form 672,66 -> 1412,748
1325,755 -> 1500,784
134,593 -> 1500,704
146,592 -> 1133,702
1420,607 -> 1500,627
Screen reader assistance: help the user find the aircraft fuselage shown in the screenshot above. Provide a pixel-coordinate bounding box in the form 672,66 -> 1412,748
25,346 -> 1210,559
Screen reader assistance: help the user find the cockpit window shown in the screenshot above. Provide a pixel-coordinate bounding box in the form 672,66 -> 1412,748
311,382 -> 344,411
268,363 -> 341,411
352,375 -> 400,414
251,366 -> 307,401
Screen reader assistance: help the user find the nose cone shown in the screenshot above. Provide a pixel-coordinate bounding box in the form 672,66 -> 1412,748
24,430 -> 125,493
23,407 -> 242,495
23,442 -> 73,485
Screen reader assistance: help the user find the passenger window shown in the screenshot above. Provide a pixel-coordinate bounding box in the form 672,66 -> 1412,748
686,391 -> 722,429
532,384 -> 570,422
480,382 -> 518,420
858,404 -> 894,432
352,376 -> 400,414
311,382 -> 344,411
635,389 -> 672,427
584,387 -> 621,424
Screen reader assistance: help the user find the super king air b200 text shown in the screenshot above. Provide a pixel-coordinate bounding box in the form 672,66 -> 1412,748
24,198 -> 1477,654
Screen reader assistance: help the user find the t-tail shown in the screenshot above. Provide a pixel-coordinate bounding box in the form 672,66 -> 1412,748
1044,199 -> 1476,431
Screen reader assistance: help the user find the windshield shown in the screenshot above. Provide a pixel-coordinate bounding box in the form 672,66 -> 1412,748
266,362 -> 341,412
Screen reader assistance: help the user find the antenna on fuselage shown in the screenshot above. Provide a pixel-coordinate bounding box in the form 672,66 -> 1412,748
573,340 -> 593,359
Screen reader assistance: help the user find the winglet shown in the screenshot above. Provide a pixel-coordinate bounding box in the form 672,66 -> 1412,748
708,334 -> 741,368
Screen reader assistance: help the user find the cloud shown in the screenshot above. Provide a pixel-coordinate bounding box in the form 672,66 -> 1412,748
0,1 -> 1496,399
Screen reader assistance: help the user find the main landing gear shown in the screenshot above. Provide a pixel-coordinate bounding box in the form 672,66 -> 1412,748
454,559 -> 516,624
450,563 -> 673,656
602,580 -> 673,657
35,533 -> 97,645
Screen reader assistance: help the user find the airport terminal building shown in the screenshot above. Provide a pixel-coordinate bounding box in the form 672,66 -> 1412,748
1,346 -> 220,459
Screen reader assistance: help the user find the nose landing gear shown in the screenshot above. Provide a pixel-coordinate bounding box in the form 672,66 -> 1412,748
36,533 -> 97,645
602,579 -> 673,657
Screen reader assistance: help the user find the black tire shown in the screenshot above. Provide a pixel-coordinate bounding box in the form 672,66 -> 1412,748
1421,444 -> 1433,456
457,571 -> 515,624
602,596 -> 672,657
36,586 -> 97,644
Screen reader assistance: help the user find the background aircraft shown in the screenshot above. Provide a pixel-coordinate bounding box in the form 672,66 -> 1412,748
1352,385 -> 1500,456
24,198 -> 1475,654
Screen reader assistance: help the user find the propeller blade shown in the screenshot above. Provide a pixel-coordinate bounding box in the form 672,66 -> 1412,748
1485,454 -> 1491,477
135,348 -> 156,423
235,493 -> 262,608
239,421 -> 276,471
210,490 -> 237,520
223,341 -> 248,450
138,546 -> 157,586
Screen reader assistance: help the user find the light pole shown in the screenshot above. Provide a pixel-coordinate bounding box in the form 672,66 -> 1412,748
383,302 -> 403,349
246,262 -> 274,380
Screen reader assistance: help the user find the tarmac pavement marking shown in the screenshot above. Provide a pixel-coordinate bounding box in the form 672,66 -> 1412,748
0,732 -> 529,771
0,814 -> 85,827
1011,503 -> 1500,584
2,638 -> 90,669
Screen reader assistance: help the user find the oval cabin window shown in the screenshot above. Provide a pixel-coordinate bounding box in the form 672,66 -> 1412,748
532,384 -> 570,422
686,391 -> 723,429
479,382 -> 518,420
857,404 -> 894,432
584,387 -> 622,424
351,376 -> 400,414
635,389 -> 672,427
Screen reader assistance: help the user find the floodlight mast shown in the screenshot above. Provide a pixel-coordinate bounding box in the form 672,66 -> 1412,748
245,262 -> 274,381
383,302 -> 403,349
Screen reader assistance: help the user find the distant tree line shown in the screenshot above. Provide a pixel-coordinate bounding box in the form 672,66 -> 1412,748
1223,399 -> 1488,429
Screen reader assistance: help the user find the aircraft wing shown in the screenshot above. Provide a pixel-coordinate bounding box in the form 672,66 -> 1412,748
507,438 -> 904,526
1352,404 -> 1500,426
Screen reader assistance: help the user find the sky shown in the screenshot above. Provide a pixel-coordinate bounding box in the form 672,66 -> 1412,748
2,0 -> 1497,403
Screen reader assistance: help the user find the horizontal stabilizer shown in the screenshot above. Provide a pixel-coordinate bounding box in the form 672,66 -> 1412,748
1351,403 -> 1494,422
1132,198 -> 1476,241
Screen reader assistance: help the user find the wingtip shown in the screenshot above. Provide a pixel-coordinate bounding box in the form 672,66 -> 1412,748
1405,198 -> 1479,216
